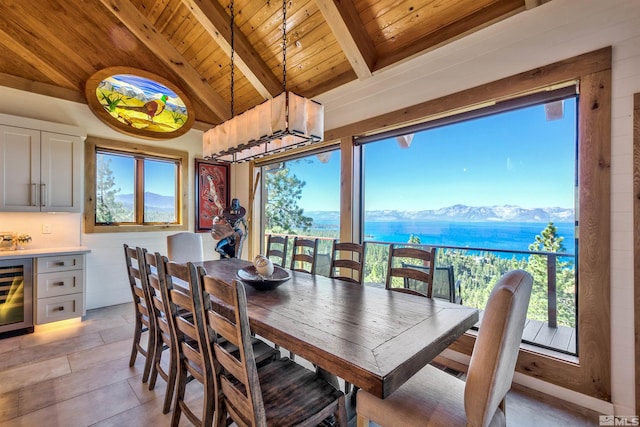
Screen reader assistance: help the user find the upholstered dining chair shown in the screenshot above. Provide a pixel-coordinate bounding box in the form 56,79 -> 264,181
167,232 -> 204,263
385,244 -> 437,297
290,236 -> 319,274
356,269 -> 534,427
138,248 -> 177,414
123,244 -> 154,384
330,241 -> 366,284
198,272 -> 348,427
265,234 -> 288,267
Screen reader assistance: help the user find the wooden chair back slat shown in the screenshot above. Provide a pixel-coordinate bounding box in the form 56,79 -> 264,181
220,376 -> 253,422
175,316 -> 198,341
290,236 -> 319,274
208,310 -> 240,347
265,234 -> 288,267
386,244 -> 436,298
169,288 -> 194,312
214,343 -> 247,381
330,241 -> 365,284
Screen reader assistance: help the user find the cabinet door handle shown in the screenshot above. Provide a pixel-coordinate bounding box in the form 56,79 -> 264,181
31,183 -> 37,206
56,306 -> 65,312
40,183 -> 46,207
54,261 -> 65,266
54,281 -> 65,286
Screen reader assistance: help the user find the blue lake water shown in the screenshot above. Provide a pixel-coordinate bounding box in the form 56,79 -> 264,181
312,220 -> 576,255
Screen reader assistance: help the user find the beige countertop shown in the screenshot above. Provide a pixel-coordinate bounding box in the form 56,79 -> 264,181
0,246 -> 91,259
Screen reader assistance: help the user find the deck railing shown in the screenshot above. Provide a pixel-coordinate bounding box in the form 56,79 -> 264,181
263,234 -> 575,334
366,241 -> 575,330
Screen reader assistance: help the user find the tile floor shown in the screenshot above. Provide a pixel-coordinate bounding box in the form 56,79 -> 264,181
0,302 -> 602,426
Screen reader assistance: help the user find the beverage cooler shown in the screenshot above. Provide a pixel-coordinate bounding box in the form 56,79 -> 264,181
0,258 -> 33,336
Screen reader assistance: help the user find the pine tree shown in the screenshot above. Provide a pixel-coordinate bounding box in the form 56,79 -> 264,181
408,234 -> 421,244
95,155 -> 128,223
527,221 -> 576,327
264,167 -> 312,234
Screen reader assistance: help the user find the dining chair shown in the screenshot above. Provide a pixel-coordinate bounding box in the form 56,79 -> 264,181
265,234 -> 288,267
385,244 -> 436,297
330,241 -> 365,284
155,254 -> 215,427
139,248 -> 177,414
199,272 -> 348,427
432,265 -> 462,304
123,243 -> 154,384
290,236 -> 319,274
167,232 -> 204,263
158,256 -> 279,426
356,269 -> 533,427
329,240 -> 366,396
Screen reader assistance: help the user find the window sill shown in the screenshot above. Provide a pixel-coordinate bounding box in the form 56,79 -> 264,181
84,223 -> 188,233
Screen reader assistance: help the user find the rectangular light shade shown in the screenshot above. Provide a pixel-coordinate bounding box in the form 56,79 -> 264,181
203,91 -> 324,163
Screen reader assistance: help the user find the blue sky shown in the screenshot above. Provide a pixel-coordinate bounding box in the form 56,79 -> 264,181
106,97 -> 577,211
104,154 -> 175,195
285,98 -> 577,211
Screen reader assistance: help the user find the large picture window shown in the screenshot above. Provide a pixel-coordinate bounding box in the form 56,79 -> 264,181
360,91 -> 578,355
260,149 -> 341,275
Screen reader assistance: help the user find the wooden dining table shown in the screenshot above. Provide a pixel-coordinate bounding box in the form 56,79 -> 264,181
194,258 -> 479,399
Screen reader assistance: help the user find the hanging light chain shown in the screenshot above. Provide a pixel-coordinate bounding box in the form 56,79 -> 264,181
282,0 -> 287,92
230,0 -> 235,117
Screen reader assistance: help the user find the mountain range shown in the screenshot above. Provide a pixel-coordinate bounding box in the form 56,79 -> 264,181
307,204 -> 574,223
116,194 -> 574,223
115,192 -> 175,209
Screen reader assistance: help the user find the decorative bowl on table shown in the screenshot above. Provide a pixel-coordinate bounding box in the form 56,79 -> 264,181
236,265 -> 291,291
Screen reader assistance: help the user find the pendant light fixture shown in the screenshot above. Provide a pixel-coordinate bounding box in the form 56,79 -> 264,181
203,0 -> 324,163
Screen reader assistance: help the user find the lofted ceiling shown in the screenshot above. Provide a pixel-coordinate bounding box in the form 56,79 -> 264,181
0,0 -> 548,132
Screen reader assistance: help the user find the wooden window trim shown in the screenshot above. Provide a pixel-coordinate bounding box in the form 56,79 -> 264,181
633,92 -> 640,413
84,136 -> 189,233
328,47 -> 611,401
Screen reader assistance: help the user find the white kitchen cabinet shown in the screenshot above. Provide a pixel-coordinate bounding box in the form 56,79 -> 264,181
0,125 -> 83,212
35,253 -> 85,324
0,114 -> 85,213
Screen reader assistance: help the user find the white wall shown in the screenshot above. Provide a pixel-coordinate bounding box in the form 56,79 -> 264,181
0,0 -> 637,416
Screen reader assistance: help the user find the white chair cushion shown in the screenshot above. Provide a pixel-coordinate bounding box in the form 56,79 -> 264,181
167,232 -> 204,263
356,364 -> 505,427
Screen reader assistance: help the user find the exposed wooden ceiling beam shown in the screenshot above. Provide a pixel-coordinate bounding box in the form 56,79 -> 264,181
98,0 -> 230,121
0,27 -> 78,90
315,0 -> 376,80
2,9 -> 96,79
180,0 -> 282,99
0,72 -> 86,103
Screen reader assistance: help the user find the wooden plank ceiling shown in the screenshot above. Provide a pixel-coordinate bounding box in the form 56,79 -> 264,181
0,0 -> 545,131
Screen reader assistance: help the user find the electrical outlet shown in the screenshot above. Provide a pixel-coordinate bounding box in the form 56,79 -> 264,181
42,224 -> 52,234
